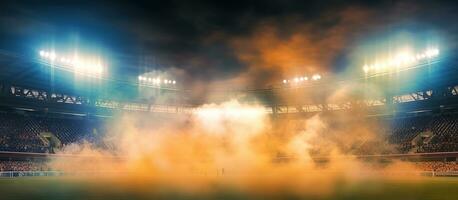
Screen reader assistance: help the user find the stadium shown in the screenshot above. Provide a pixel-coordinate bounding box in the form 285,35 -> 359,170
1,1 -> 458,199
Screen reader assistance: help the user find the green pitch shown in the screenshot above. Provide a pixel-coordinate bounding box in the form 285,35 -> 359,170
1,176 -> 458,200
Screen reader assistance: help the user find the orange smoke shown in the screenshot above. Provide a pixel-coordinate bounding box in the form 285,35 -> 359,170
222,6 -> 375,87
49,99 -> 424,195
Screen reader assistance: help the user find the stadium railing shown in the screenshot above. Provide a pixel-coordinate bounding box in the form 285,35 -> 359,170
1,170 -> 458,178
0,171 -> 63,178
430,171 -> 458,177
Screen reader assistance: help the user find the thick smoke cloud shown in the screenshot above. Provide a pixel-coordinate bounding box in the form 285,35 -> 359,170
169,1 -> 458,92
223,7 -> 374,87
50,99 -> 421,195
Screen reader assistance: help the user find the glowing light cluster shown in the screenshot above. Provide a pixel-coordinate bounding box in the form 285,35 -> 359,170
363,48 -> 440,74
282,74 -> 321,84
138,75 -> 176,86
39,50 -> 104,75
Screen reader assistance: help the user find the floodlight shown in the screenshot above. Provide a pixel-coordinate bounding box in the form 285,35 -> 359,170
38,49 -> 106,76
94,65 -> 103,74
363,65 -> 369,73
426,48 -> 439,58
49,52 -> 56,60
363,47 -> 440,74
312,74 -> 321,80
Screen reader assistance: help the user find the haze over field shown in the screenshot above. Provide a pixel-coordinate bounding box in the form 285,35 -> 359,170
47,99 -> 425,195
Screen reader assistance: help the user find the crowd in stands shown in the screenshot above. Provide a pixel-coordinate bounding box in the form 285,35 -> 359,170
0,112 -> 103,153
1,111 -> 457,154
0,160 -> 49,171
0,111 -> 458,173
387,113 -> 458,153
0,113 -> 49,153
415,161 -> 458,172
389,116 -> 430,145
0,159 -> 456,173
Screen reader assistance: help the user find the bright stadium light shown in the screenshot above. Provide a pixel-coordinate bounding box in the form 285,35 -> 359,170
38,50 -> 105,76
363,65 -> 369,73
137,74 -> 176,87
363,47 -> 440,74
425,48 -> 439,57
94,65 -> 103,74
61,57 -> 71,64
312,74 -> 321,80
49,52 -> 56,61
282,75 -> 318,85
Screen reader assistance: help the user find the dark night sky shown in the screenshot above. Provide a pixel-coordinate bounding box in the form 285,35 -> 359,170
1,0 -> 458,89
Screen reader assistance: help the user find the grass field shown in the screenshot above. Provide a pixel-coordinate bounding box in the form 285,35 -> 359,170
1,176 -> 458,200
